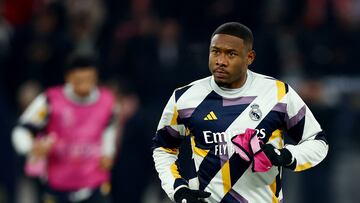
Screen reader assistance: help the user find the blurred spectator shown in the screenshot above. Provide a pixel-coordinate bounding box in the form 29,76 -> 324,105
65,0 -> 105,56
5,1 -> 71,96
107,79 -> 156,203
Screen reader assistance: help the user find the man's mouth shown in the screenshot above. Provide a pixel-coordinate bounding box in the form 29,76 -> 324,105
214,68 -> 228,78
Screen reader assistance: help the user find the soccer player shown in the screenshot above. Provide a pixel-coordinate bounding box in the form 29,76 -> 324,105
152,22 -> 329,203
12,55 -> 118,203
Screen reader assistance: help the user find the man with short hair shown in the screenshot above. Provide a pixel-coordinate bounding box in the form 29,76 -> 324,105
152,22 -> 328,203
12,55 -> 119,203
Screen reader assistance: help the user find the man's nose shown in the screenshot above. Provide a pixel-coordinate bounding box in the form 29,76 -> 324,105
216,54 -> 228,66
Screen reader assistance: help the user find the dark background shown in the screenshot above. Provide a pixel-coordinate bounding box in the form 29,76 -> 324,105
1,0 -> 359,202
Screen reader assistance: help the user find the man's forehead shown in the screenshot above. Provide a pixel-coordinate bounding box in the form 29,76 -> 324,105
210,34 -> 245,49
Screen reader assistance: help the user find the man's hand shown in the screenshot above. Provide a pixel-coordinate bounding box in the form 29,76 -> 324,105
31,135 -> 55,158
174,187 -> 211,203
261,144 -> 293,166
100,155 -> 114,171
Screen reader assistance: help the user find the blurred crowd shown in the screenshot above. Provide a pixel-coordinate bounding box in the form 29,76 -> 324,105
0,0 -> 359,203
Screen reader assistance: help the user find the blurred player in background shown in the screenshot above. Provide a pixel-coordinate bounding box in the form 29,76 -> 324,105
12,54 -> 119,203
152,22 -> 329,203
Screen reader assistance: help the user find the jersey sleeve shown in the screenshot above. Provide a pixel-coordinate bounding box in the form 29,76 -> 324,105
19,93 -> 49,129
101,104 -> 120,157
283,86 -> 329,172
12,93 -> 50,155
152,91 -> 188,200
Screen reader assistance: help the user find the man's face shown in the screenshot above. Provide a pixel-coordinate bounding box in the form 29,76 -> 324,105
65,67 -> 98,97
208,34 -> 255,88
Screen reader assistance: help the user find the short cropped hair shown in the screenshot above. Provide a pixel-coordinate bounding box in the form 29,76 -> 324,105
64,54 -> 98,74
211,22 -> 254,48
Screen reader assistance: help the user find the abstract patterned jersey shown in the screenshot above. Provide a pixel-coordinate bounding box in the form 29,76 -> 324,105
153,70 -> 328,203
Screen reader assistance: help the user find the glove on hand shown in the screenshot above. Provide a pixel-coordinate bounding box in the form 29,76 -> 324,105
174,187 -> 211,203
261,144 -> 293,166
231,128 -> 272,172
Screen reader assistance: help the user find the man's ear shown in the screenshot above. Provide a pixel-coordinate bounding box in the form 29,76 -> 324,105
247,50 -> 256,65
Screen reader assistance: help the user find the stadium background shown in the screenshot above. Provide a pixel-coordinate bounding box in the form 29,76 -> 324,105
0,0 -> 359,202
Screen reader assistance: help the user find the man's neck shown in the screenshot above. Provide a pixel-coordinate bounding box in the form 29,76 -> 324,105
63,84 -> 99,104
211,70 -> 253,98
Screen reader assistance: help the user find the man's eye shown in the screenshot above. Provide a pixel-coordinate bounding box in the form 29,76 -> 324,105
229,52 -> 237,57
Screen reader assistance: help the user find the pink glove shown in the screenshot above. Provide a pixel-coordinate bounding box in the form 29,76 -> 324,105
24,156 -> 46,177
24,133 -> 56,177
231,128 -> 272,172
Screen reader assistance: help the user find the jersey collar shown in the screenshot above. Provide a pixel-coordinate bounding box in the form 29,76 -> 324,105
210,70 -> 254,98
63,84 -> 99,104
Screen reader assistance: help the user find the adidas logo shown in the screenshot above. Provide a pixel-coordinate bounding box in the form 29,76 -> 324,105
204,111 -> 218,120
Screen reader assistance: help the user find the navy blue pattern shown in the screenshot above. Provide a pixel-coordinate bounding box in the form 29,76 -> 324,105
20,123 -> 43,135
275,169 -> 281,197
188,91 -> 251,190
220,189 -> 248,203
256,111 -> 286,143
152,127 -> 184,149
174,178 -> 188,189
229,153 -> 250,188
315,131 -> 328,144
220,194 -> 242,203
287,117 -> 305,144
175,85 -> 192,102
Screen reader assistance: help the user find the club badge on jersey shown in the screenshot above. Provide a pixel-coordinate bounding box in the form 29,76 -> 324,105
249,104 -> 262,121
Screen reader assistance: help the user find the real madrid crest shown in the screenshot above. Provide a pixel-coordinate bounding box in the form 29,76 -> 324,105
249,104 -> 262,121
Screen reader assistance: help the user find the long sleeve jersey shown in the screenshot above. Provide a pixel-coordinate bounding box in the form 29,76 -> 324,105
153,70 -> 328,203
